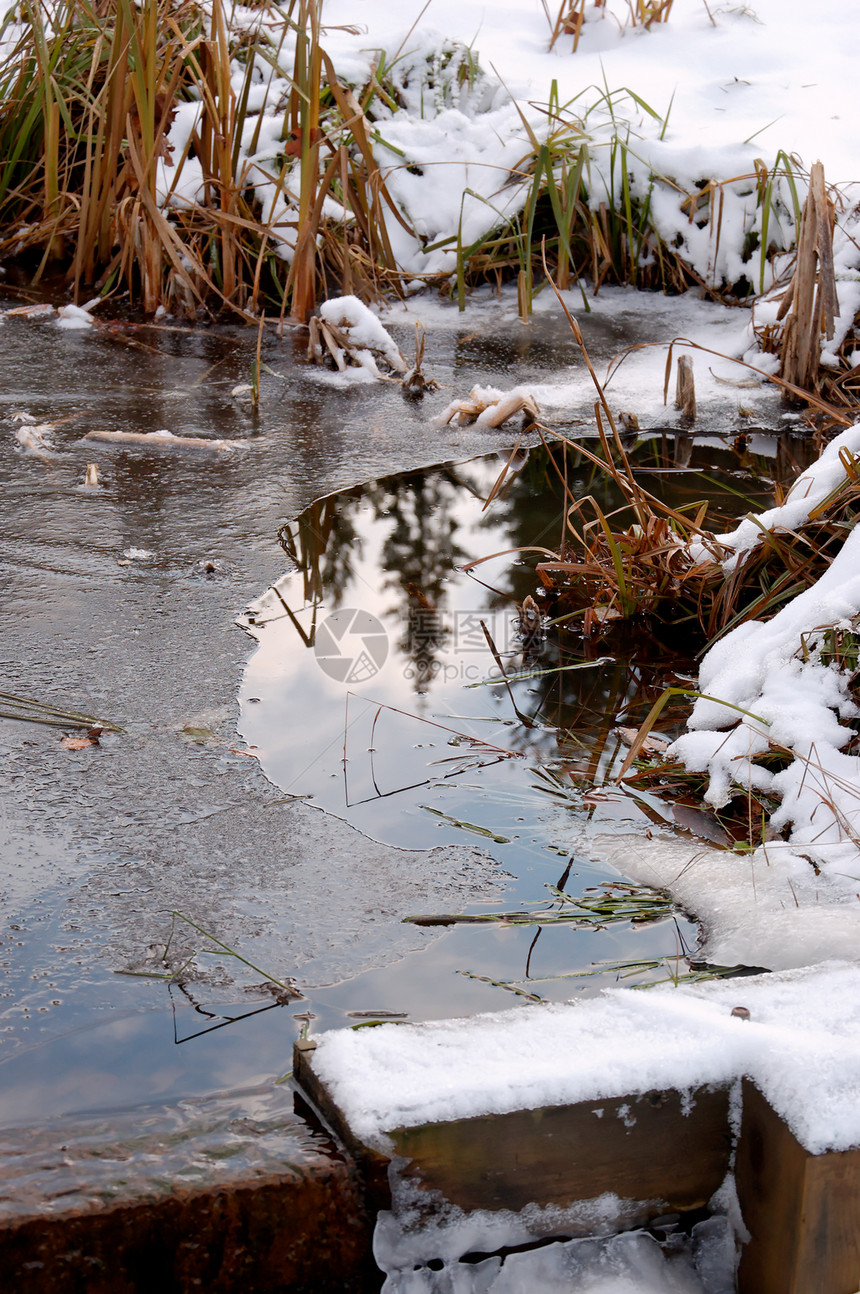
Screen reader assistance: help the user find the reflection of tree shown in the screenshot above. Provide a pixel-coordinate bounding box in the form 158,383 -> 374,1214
279,437 -> 803,634
278,494 -> 363,607
367,468 -> 470,690
276,467 -> 470,686
274,438 -> 790,708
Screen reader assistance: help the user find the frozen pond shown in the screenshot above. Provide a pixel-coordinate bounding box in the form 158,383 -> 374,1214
237,434 -> 811,1022
0,287 -> 800,1158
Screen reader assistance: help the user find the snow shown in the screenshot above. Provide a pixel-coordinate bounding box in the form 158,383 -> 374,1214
689,424 -> 860,573
315,293 -> 412,381
56,303 -> 94,330
322,0 -> 859,192
311,961 -> 860,1157
142,0 -> 860,331
661,425 -> 860,881
318,294 -> 408,372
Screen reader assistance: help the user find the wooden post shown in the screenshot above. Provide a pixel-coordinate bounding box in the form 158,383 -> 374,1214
736,1078 -> 860,1294
0,1070 -> 378,1292
675,354 -> 696,421
296,1042 -> 860,1287
392,1086 -> 731,1219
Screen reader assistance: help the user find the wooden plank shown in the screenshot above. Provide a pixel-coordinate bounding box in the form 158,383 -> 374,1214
293,1038 -> 393,1210
736,1077 -> 860,1294
0,1087 -> 376,1293
295,1041 -> 731,1224
392,1086 -> 731,1218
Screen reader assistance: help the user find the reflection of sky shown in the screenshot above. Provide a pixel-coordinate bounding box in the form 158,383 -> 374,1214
234,447 -> 751,1013
238,455 -> 655,911
307,912 -> 697,1025
0,996 -> 293,1126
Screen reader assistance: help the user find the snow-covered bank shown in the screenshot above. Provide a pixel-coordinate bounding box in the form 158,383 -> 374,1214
668,423 -> 860,875
593,831 -> 860,976
311,960 -> 860,1156
325,0 -> 860,190
156,0 -> 860,325
589,426 -> 860,981
689,424 -> 860,573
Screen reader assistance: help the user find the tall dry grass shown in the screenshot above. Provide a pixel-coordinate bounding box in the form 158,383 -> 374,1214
0,0 -> 410,318
0,0 -> 826,347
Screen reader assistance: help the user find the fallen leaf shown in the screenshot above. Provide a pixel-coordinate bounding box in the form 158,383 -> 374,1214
616,727 -> 670,754
180,725 -> 215,744
61,735 -> 97,751
591,605 -> 622,623
283,127 -> 322,158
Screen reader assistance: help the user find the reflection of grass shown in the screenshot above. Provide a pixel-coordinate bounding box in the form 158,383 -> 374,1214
457,957 -> 760,1003
116,911 -> 301,1000
405,880 -> 682,928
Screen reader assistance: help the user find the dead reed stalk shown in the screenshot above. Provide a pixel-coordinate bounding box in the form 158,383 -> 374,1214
498,266 -> 860,642
777,161 -> 837,395
0,0 -> 416,320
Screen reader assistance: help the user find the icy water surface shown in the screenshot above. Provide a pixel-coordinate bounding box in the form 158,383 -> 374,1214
238,433 -> 814,1022
0,288 -> 808,1139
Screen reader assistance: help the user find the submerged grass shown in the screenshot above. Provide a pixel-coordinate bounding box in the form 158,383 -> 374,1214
480,956 -> 760,998
405,879 -> 682,928
412,880 -> 754,1001
0,688 -> 122,731
116,910 -> 302,998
